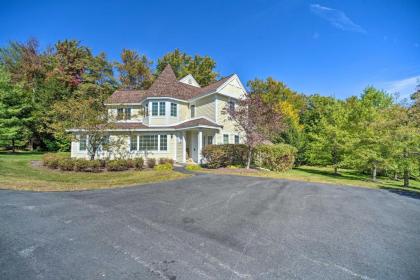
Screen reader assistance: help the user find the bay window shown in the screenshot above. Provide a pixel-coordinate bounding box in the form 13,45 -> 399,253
170,103 -> 177,117
152,102 -> 158,116
159,101 -> 166,116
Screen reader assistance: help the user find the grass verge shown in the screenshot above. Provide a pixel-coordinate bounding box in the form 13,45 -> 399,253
199,165 -> 420,194
0,152 -> 189,191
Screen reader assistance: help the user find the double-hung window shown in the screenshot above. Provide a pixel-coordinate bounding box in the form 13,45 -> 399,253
139,135 -> 158,151
124,108 -> 131,120
144,105 -> 148,117
207,136 -> 213,145
223,134 -> 229,144
234,135 -> 240,144
229,100 -> 235,111
79,135 -> 87,151
152,102 -> 158,116
170,103 -> 177,117
160,135 -> 167,151
130,135 -> 138,151
190,105 -> 195,118
159,102 -> 166,116
117,108 -> 124,120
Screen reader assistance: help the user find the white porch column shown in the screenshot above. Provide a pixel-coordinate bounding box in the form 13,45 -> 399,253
182,131 -> 186,163
197,130 -> 203,164
173,134 -> 177,161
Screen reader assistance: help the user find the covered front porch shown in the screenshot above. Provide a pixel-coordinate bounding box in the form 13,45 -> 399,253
175,128 -> 218,164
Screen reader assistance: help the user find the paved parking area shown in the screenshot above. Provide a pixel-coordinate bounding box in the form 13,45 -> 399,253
1,173 -> 420,279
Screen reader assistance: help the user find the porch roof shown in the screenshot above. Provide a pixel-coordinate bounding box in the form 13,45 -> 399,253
69,117 -> 222,132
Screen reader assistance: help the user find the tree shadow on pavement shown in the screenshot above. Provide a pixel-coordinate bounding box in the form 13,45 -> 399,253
379,186 -> 420,200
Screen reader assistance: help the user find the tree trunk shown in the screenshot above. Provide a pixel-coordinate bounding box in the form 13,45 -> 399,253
28,137 -> 34,151
12,139 -> 15,153
393,172 -> 398,180
90,153 -> 95,160
333,166 -> 338,175
372,164 -> 377,181
246,147 -> 252,169
403,169 -> 409,188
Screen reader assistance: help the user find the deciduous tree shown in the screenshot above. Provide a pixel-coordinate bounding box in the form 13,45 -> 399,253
115,49 -> 153,89
156,49 -> 218,86
225,93 -> 286,169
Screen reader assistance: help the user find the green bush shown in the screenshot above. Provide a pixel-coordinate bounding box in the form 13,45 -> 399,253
74,159 -> 90,172
159,158 -> 174,166
126,159 -> 135,168
134,158 -> 144,170
253,144 -> 297,172
154,163 -> 173,171
106,160 -> 129,171
58,158 -> 75,171
202,144 -> 248,168
147,158 -> 156,168
99,159 -> 107,168
185,164 -> 202,171
87,160 -> 101,172
42,153 -> 67,169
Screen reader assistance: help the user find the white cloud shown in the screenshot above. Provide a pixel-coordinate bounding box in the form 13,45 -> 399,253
310,4 -> 366,33
383,75 -> 420,99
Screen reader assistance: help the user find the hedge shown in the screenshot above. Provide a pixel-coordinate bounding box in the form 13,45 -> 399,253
202,144 -> 248,168
42,153 -> 67,169
147,158 -> 156,168
253,144 -> 297,172
42,154 -> 149,172
106,160 -> 129,171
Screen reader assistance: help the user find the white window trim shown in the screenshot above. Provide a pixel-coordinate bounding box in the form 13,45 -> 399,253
129,134 -> 169,153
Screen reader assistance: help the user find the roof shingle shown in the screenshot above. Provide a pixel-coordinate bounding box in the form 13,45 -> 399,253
106,64 -> 233,104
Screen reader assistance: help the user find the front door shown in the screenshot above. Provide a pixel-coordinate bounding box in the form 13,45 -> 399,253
190,131 -> 198,162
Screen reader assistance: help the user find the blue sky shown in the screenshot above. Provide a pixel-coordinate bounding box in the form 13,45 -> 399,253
1,0 -> 419,99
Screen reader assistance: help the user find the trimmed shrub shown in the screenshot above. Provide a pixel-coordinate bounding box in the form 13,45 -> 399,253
58,158 -> 75,171
74,159 -> 90,172
154,163 -> 173,171
126,159 -> 135,169
106,160 -> 129,171
202,144 -> 248,169
87,160 -> 101,172
147,158 -> 156,168
253,144 -> 297,172
99,159 -> 107,168
134,158 -> 144,170
159,158 -> 174,166
42,153 -> 67,169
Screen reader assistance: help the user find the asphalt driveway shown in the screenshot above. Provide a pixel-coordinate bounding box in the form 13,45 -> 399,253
1,173 -> 420,280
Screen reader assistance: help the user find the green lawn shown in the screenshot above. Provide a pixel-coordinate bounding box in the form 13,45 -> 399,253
0,152 -> 189,191
200,165 -> 420,194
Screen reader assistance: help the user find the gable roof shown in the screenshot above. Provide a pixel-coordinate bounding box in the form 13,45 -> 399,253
105,64 -> 237,104
179,74 -> 200,87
